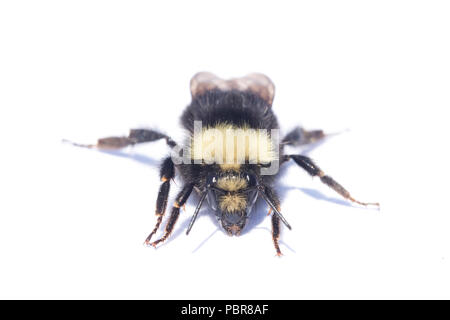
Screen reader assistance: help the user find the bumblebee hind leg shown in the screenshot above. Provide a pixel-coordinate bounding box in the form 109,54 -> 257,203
63,128 -> 177,149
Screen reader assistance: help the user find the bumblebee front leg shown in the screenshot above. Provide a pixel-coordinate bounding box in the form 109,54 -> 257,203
144,157 -> 175,245
287,154 -> 379,207
259,184 -> 285,256
149,183 -> 194,247
271,214 -> 282,257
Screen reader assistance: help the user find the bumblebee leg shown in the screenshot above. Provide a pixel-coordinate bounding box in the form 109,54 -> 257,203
128,129 -> 177,148
64,128 -> 177,149
259,184 -> 291,230
261,185 -> 284,255
282,126 -> 325,146
149,183 -> 194,247
287,154 -> 379,207
144,157 -> 175,245
271,214 -> 282,256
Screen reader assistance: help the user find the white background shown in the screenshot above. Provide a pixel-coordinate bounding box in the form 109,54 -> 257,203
1,1 -> 449,299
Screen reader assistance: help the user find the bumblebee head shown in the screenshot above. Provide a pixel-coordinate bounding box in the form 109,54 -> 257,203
206,171 -> 258,235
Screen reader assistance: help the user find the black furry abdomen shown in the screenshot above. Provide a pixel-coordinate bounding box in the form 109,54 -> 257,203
181,89 -> 279,132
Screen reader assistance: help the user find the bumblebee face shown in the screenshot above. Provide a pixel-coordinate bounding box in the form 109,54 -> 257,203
206,171 -> 258,235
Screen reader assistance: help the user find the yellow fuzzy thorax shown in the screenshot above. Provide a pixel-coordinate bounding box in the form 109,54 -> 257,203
190,123 -> 276,169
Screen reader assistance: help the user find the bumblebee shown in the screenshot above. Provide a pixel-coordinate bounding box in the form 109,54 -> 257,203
68,72 -> 379,255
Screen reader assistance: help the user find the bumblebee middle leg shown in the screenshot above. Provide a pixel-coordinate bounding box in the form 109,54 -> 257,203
281,126 -> 325,146
286,154 -> 379,207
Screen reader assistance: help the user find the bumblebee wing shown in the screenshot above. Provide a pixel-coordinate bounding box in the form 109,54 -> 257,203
190,72 -> 226,98
190,72 -> 275,106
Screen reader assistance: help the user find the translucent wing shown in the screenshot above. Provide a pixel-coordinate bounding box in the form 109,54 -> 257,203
190,72 -> 275,106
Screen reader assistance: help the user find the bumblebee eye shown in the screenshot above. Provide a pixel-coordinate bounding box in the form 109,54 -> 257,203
245,173 -> 257,187
206,174 -> 218,187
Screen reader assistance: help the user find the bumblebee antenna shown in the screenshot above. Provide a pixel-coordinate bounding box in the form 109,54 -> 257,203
258,187 -> 292,230
186,190 -> 207,235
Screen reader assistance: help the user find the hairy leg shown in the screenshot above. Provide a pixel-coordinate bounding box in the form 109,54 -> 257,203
64,128 -> 176,149
144,157 -> 175,245
287,154 -> 379,207
148,183 -> 194,247
271,214 -> 282,256
281,126 -> 326,147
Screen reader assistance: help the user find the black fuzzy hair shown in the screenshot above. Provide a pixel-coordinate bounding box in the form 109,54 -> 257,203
180,89 -> 279,133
